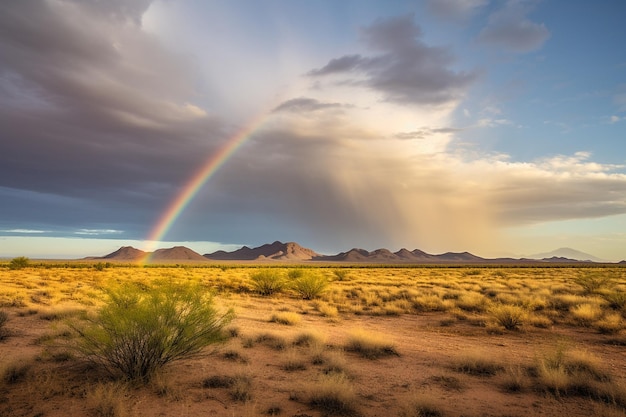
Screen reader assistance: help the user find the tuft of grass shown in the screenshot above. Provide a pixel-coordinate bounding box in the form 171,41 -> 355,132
269,311 -> 302,326
571,303 -> 603,327
594,313 -> 624,335
254,332 -> 288,350
399,396 -> 445,417
230,373 -> 253,402
282,350 -> 308,372
428,375 -> 464,392
293,330 -> 325,348
452,351 -> 503,376
316,302 -> 339,319
308,375 -> 358,416
344,328 -> 398,359
203,375 -> 235,388
501,365 -> 528,392
488,304 -> 527,330
86,382 -> 129,417
314,350 -> 349,376
2,360 -> 31,384
0,310 -> 9,340
221,349 -> 248,363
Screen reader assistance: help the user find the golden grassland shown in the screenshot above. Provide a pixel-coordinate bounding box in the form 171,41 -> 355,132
1,263 -> 625,417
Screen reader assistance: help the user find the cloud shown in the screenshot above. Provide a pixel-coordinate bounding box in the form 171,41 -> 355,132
0,229 -> 47,234
478,0 -> 550,52
426,0 -> 489,21
308,14 -> 477,106
273,97 -> 346,113
394,127 -> 462,140
0,0 -> 224,213
74,229 -> 124,236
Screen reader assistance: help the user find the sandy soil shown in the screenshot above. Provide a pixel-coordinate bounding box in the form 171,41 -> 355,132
1,294 -> 625,417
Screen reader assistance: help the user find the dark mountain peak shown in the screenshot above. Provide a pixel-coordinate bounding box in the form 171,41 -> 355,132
151,246 -> 206,261
102,246 -> 146,260
205,241 -> 319,261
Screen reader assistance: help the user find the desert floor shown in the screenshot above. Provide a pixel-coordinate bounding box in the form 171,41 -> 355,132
1,265 -> 625,417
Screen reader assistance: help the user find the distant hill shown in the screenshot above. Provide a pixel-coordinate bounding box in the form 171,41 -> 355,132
97,242 -> 620,264
102,246 -> 146,261
529,248 -> 605,262
315,248 -> 490,263
151,246 -> 206,261
100,245 -> 205,262
205,241 -> 319,261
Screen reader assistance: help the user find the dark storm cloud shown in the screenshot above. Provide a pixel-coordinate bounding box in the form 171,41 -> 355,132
0,0 -> 224,237
478,0 -> 550,53
308,14 -> 477,106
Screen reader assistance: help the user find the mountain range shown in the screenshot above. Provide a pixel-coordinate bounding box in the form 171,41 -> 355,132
95,241 -> 623,264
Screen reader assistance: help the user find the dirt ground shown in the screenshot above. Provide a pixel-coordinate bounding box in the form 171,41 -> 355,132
1,291 -> 625,417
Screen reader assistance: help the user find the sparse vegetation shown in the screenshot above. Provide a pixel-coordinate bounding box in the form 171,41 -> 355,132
308,375 -> 359,416
250,269 -> 285,295
0,310 -> 8,340
345,328 -> 398,359
9,256 -> 30,270
73,281 -> 233,382
269,311 -> 301,325
1,265 -> 625,416
488,304 -> 527,330
291,271 -> 329,299
452,350 -> 503,376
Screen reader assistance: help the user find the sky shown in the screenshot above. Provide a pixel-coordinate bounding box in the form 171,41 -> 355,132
1,0 -> 626,260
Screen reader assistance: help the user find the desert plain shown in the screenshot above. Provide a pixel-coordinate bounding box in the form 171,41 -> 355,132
1,263 -> 625,417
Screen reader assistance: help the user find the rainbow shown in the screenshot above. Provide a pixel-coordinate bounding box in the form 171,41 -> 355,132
140,112 -> 271,264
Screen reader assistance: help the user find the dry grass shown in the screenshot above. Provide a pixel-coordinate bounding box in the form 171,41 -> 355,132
452,350 -> 503,376
269,311 -> 302,325
1,265 -> 625,416
86,382 -> 129,417
399,396 -> 446,417
308,375 -> 359,416
344,328 -> 398,359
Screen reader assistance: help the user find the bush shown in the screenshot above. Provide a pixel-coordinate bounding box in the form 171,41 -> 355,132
489,304 -> 527,330
73,281 -> 233,382
250,269 -> 285,296
9,256 -> 29,270
291,271 -> 329,299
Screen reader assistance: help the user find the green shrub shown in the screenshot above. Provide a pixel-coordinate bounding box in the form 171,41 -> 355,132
332,269 -> 350,281
73,281 -> 233,382
250,269 -> 285,296
9,256 -> 30,270
291,272 -> 329,299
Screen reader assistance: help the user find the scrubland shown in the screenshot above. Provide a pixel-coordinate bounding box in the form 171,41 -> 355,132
0,263 -> 625,416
